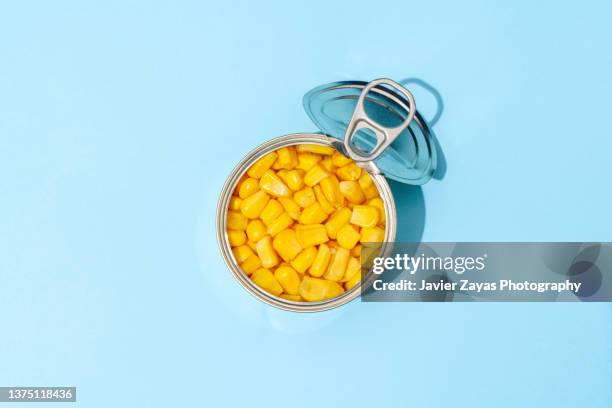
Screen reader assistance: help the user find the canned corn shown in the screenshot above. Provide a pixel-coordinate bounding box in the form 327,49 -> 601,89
216,79 -> 436,312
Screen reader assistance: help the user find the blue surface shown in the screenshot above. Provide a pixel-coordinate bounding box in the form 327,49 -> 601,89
1,1 -> 611,407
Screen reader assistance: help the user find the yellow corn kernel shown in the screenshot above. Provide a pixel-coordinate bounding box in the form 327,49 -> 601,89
260,200 -> 284,226
232,245 -> 254,263
228,230 -> 246,247
350,205 -> 379,228
228,196 -> 242,211
247,152 -> 278,179
251,268 -> 283,296
296,144 -> 335,155
345,269 -> 361,290
304,164 -> 330,187
360,226 -> 385,243
296,152 -> 322,171
284,169 -> 305,191
336,224 -> 360,249
299,202 -> 328,224
325,207 -> 352,239
246,240 -> 257,251
240,254 -> 261,275
274,265 -> 301,295
314,185 -> 334,214
246,220 -> 267,242
266,212 -> 293,236
336,163 -> 362,181
227,211 -> 248,230
280,294 -> 302,302
332,151 -> 352,167
299,276 -> 344,301
308,243 -> 331,277
240,190 -> 270,219
343,256 -> 361,282
255,236 -> 279,268
351,244 -> 362,257
320,175 -> 343,207
325,247 -> 350,281
368,197 -> 386,225
274,146 -> 298,170
363,183 -> 379,200
272,229 -> 303,262
278,197 -> 301,220
320,156 -> 334,172
238,177 -> 259,199
259,170 -> 291,198
358,172 -> 373,190
295,224 -> 329,248
276,169 -> 289,182
294,186 -> 316,208
290,246 -> 317,273
339,180 -> 365,204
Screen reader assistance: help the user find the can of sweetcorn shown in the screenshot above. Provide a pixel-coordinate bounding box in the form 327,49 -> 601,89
216,79 -> 436,312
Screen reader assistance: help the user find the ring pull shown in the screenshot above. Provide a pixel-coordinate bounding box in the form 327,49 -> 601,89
342,78 -> 416,162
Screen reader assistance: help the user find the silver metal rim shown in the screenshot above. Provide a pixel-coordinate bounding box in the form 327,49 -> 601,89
216,133 -> 397,312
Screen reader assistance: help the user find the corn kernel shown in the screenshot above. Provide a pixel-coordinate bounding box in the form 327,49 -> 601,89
336,163 -> 362,181
285,169 -> 304,191
266,212 -> 294,237
314,185 -> 334,214
274,265 -> 301,295
295,224 -> 329,248
351,244 -> 362,257
363,183 -> 379,200
228,230 -> 246,247
238,177 -> 259,199
255,236 -> 279,268
260,200 -> 284,226
232,245 -> 254,263
368,197 -> 386,225
304,164 -> 330,187
246,220 -> 267,242
350,205 -> 379,228
343,256 -> 361,282
294,186 -> 316,208
280,294 -> 302,301
240,190 -> 270,219
246,240 -> 257,251
296,144 -> 335,155
290,246 -> 317,273
299,277 -> 344,301
325,207 -> 352,239
275,146 -> 298,170
320,175 -> 343,207
358,172 -> 373,190
251,268 -> 283,296
228,196 -> 242,211
332,151 -> 352,167
345,269 -> 361,290
339,180 -> 365,204
325,247 -> 349,281
272,229 -> 303,261
247,152 -> 278,178
320,156 -> 334,172
241,254 -> 261,275
299,202 -> 328,224
259,170 -> 291,198
296,153 -> 321,171
308,243 -> 331,277
360,226 -> 385,243
336,224 -> 360,249
227,211 -> 248,230
278,197 -> 301,220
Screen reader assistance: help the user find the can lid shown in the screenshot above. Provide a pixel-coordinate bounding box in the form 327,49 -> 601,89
303,80 -> 437,185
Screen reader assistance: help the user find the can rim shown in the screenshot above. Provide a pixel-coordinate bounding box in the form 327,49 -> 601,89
216,133 -> 397,312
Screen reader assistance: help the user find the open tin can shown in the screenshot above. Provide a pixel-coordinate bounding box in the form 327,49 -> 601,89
216,79 -> 437,312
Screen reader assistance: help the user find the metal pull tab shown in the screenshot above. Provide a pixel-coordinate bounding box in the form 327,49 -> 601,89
343,78 -> 416,162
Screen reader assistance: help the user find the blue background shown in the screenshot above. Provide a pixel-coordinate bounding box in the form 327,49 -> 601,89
1,1 -> 611,407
